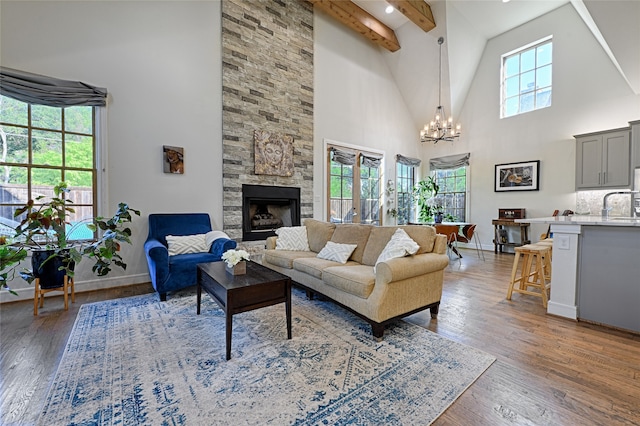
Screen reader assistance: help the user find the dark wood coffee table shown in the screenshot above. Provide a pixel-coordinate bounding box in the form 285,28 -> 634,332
197,261 -> 292,360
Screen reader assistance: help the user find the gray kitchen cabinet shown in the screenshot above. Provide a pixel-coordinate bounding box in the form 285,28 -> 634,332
575,128 -> 631,190
631,120 -> 640,169
578,226 -> 640,333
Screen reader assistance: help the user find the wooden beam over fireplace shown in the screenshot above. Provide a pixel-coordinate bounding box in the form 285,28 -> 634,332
307,0 -> 401,52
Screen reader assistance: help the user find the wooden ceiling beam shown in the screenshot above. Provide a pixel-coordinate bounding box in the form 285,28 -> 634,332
387,0 -> 436,32
307,0 -> 401,52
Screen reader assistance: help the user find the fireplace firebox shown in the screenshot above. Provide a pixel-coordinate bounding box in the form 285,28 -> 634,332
242,184 -> 300,241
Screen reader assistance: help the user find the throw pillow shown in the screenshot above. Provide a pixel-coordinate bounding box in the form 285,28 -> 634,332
205,230 -> 231,249
166,234 -> 209,256
275,226 -> 310,251
374,228 -> 420,273
316,241 -> 357,264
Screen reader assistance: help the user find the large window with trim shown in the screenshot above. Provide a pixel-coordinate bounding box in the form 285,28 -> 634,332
328,145 -> 382,225
501,36 -> 552,118
0,95 -> 97,240
432,167 -> 466,222
429,153 -> 470,222
395,154 -> 421,225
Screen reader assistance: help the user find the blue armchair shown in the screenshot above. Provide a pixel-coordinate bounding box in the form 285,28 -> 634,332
144,213 -> 237,301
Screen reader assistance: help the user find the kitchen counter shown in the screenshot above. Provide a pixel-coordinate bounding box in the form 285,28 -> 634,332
519,215 -> 640,226
517,216 -> 640,334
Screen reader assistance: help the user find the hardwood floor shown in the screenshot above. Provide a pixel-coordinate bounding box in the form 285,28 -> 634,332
1,251 -> 639,425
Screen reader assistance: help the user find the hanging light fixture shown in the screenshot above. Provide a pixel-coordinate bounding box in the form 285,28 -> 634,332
420,37 -> 461,144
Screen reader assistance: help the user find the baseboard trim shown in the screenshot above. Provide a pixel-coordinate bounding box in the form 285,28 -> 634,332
0,273 -> 151,304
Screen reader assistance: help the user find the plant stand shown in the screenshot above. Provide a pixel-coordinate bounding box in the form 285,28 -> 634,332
34,275 -> 74,315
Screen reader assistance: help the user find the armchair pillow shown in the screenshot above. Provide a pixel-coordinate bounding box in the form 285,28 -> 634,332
166,234 -> 209,256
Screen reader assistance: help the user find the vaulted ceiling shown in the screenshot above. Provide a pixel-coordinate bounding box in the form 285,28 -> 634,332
308,0 -> 640,131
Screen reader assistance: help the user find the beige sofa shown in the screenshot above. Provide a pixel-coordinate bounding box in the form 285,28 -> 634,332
262,219 -> 450,338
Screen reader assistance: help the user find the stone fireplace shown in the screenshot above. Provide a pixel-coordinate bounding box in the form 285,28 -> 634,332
242,184 -> 301,241
221,0 -> 314,244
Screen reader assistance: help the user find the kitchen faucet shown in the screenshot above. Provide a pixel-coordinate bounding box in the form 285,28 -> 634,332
601,190 -> 640,218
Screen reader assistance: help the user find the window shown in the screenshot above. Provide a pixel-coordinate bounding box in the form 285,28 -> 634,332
396,162 -> 416,225
0,95 -> 97,240
327,145 -> 382,225
501,36 -> 552,118
432,166 -> 467,222
429,153 -> 470,222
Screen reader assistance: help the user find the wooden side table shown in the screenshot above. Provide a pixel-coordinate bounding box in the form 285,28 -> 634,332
492,219 -> 531,253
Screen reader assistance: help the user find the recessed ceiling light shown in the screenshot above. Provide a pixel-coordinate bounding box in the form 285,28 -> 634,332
502,0 -> 511,3
385,5 -> 394,14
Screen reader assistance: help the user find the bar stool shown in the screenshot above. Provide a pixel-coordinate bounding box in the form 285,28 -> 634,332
506,244 -> 551,307
535,239 -> 553,280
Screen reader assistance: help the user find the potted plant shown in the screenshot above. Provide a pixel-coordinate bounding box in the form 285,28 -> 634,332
430,196 -> 445,223
0,236 -> 28,295
413,176 -> 440,223
4,182 -> 140,290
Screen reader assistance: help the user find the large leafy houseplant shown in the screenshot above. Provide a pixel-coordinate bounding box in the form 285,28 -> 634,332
2,182 -> 140,290
413,176 -> 440,223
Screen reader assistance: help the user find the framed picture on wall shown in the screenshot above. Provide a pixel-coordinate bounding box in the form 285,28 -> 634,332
495,160 -> 540,192
163,145 -> 184,174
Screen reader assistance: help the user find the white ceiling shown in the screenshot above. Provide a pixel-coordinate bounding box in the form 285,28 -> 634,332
348,0 -> 639,129
353,0 -> 570,38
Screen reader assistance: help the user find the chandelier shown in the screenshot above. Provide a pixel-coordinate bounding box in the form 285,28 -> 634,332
420,37 -> 461,143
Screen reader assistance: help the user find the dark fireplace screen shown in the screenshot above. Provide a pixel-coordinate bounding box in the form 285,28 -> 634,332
242,184 -> 300,241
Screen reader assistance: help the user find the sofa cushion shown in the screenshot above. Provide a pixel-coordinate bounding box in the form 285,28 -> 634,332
374,228 -> 420,272
317,241 -> 357,264
322,264 -> 376,299
293,256 -> 358,280
304,218 -> 336,252
166,234 -> 209,255
263,250 -> 316,269
330,223 -> 372,264
401,225 -> 437,254
361,227 -> 398,266
275,226 -> 310,251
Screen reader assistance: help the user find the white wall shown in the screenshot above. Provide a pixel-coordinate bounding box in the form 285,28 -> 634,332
2,1 -> 639,301
425,3 -> 640,247
0,1 -> 223,301
313,12 -> 422,220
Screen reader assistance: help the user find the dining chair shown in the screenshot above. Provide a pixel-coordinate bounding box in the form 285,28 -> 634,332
457,224 -> 485,261
435,224 -> 462,260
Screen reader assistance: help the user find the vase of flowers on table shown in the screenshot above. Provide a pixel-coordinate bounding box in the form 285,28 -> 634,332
221,249 -> 250,275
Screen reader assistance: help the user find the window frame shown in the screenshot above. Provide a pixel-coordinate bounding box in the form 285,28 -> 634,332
501,36 -> 553,118
432,166 -> 467,222
325,141 -> 383,225
395,161 -> 416,225
0,95 -> 100,241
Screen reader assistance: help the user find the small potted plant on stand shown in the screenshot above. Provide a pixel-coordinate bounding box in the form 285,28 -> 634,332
6,182 -> 140,294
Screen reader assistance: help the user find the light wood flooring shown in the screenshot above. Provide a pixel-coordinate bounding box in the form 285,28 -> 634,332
1,250 -> 639,425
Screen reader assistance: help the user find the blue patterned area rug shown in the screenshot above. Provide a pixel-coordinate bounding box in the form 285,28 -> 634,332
38,287 -> 495,425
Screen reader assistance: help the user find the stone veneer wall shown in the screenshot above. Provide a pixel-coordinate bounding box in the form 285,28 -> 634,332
221,0 -> 314,244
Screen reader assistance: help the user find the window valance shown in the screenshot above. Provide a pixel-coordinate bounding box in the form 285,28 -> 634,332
0,66 -> 107,107
360,153 -> 382,168
429,153 -> 470,171
330,147 -> 357,165
396,154 -> 421,167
